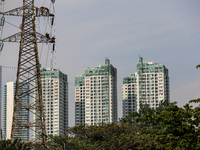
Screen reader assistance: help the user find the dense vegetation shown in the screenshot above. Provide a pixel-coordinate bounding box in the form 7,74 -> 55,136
1,99 -> 199,150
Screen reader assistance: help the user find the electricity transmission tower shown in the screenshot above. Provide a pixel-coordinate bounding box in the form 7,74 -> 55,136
1,0 -> 55,148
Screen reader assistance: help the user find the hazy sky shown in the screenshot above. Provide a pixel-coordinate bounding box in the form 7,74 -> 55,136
0,0 -> 200,126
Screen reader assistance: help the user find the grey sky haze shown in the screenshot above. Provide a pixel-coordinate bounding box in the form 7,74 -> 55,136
0,0 -> 199,126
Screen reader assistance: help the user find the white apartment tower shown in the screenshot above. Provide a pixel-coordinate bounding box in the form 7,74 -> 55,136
37,67 -> 68,136
122,57 -> 170,117
75,58 -> 117,125
3,81 -> 29,141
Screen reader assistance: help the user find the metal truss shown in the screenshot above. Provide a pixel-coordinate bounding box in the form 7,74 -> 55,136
4,6 -> 54,17
8,0 -> 55,148
3,32 -> 55,43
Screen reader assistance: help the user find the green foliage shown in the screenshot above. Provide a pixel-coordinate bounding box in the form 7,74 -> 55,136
120,100 -> 200,149
1,100 -> 199,149
43,100 -> 199,149
196,64 -> 200,69
0,139 -> 32,150
189,98 -> 200,103
49,123 -> 156,150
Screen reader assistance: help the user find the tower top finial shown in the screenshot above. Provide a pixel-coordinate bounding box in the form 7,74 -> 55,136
105,57 -> 110,64
139,56 -> 143,62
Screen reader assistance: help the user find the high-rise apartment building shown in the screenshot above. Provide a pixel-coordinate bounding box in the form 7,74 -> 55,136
122,57 -> 170,117
3,81 -> 29,141
34,67 -> 68,137
75,58 -> 117,125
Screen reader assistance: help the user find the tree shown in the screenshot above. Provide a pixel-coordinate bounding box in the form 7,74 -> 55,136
45,99 -> 199,149
0,139 -> 32,150
120,100 -> 200,149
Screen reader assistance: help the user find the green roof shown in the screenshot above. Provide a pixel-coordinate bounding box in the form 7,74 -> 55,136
123,76 -> 137,84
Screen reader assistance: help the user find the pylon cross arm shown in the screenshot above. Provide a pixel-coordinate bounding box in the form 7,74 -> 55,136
3,32 -> 55,43
4,6 -> 54,17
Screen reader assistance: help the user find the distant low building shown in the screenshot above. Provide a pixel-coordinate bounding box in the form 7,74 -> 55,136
122,57 -> 170,117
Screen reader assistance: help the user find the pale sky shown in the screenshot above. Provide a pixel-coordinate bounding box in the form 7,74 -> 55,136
0,0 -> 200,126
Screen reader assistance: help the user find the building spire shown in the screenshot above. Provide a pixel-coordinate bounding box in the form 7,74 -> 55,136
105,57 -> 110,64
139,56 -> 143,62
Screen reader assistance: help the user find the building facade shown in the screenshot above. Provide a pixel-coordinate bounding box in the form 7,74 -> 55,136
3,81 -> 29,141
0,66 -> 2,131
122,57 -> 170,117
75,58 -> 117,125
35,67 -> 68,137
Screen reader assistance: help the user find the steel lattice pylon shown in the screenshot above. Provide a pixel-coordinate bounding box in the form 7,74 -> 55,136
2,0 -> 55,148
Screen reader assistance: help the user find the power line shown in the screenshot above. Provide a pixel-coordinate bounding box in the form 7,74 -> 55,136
5,21 -> 20,30
1,65 -> 17,69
